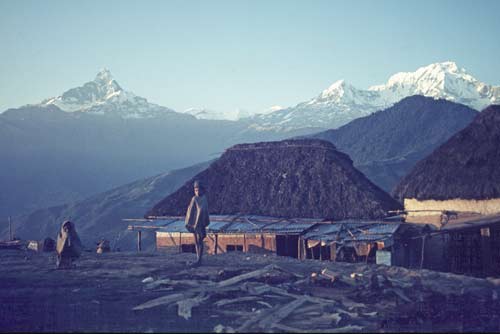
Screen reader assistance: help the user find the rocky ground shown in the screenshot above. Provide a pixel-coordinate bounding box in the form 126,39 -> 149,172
1,249 -> 500,333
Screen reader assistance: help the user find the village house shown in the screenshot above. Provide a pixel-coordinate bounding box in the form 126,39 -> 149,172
413,213 -> 500,276
393,105 -> 500,276
125,215 -> 428,269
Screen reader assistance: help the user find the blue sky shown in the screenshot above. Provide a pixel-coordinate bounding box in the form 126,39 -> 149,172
1,0 -> 499,114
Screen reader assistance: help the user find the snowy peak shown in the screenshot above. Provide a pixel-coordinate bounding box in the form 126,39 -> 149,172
321,79 -> 347,97
306,78 -> 382,110
370,61 -> 462,91
368,61 -> 499,110
93,68 -> 123,95
251,61 -> 500,131
184,107 -> 250,121
94,68 -> 115,85
45,68 -> 127,111
315,80 -> 353,102
40,69 -> 176,118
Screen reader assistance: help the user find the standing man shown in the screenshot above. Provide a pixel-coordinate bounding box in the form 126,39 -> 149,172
185,180 -> 210,266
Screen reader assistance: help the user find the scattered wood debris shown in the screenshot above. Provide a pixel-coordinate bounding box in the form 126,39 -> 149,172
131,256 -> 500,332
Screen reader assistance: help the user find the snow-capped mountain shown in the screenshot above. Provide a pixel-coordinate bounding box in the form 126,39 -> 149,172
184,108 -> 236,121
184,107 -> 253,121
369,61 -> 500,110
41,69 -> 178,119
251,61 -> 500,131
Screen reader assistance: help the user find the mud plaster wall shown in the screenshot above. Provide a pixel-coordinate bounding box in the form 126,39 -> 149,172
404,198 -> 500,218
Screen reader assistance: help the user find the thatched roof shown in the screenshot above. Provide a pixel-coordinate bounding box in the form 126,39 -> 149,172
393,105 -> 500,201
147,139 -> 402,220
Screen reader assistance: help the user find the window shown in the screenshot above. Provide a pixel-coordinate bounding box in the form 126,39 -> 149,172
226,245 -> 243,252
181,244 -> 196,253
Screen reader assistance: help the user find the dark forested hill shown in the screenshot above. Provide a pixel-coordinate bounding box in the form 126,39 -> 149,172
308,96 -> 478,192
393,104 -> 500,201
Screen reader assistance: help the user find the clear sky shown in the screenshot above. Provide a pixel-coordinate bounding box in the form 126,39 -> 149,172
1,0 -> 499,114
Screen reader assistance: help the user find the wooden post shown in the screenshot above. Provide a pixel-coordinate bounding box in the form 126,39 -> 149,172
365,244 -> 371,264
420,235 -> 426,269
480,227 -> 492,276
297,236 -> 302,260
243,234 -> 247,253
8,216 -> 12,241
137,230 -> 142,252
179,233 -> 182,253
319,242 -> 323,261
215,234 -> 218,255
302,239 -> 307,260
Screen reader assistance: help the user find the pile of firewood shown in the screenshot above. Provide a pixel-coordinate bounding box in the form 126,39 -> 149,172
132,262 -> 500,332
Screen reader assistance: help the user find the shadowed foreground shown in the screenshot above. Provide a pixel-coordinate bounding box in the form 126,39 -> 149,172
1,250 -> 499,332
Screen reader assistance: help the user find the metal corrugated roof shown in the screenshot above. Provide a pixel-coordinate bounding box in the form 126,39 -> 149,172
301,223 -> 343,241
222,221 -> 260,233
301,221 -> 402,243
157,220 -> 189,233
206,221 -> 230,232
260,221 -> 317,234
441,213 -> 500,231
346,223 -> 400,235
139,215 -> 319,234
127,216 -> 401,240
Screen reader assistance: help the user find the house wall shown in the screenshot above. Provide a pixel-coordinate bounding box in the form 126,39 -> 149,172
208,233 -> 276,254
447,229 -> 484,276
420,224 -> 500,277
404,198 -> 500,222
156,232 -> 277,255
423,234 -> 448,272
157,232 -> 196,250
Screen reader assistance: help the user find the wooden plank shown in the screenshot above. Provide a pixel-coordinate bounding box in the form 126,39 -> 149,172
132,293 -> 187,311
144,278 -> 172,290
274,324 -> 364,333
145,278 -> 215,290
273,323 -> 305,333
177,293 -> 209,320
267,286 -> 337,305
218,310 -> 255,317
215,296 -> 261,307
256,301 -> 272,308
237,306 -> 279,332
258,297 -> 308,328
320,325 -> 364,333
216,264 -> 277,288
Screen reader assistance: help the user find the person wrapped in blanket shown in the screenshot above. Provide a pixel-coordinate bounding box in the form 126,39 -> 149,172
56,220 -> 83,269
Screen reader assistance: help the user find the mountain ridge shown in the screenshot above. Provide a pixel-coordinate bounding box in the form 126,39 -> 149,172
38,69 -> 180,119
307,95 -> 479,192
249,61 -> 499,130
393,104 -> 500,201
